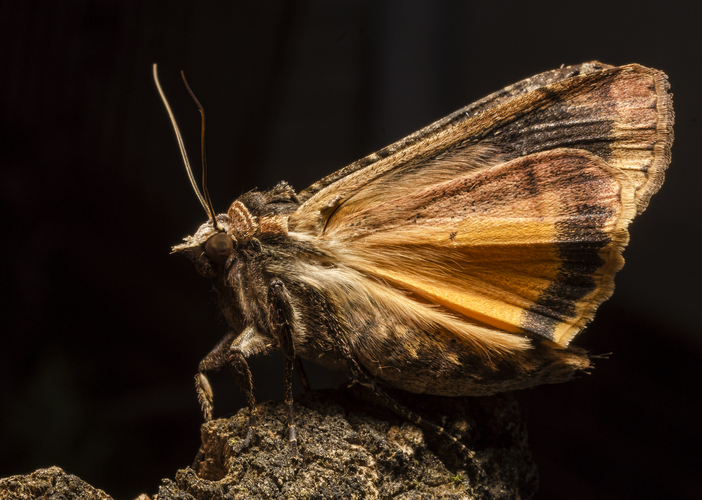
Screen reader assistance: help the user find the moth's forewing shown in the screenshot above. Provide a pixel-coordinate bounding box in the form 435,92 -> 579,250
289,62 -> 673,350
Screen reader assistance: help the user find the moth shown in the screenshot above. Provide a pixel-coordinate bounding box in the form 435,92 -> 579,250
154,62 -> 673,451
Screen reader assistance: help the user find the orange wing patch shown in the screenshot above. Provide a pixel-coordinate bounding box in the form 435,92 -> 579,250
326,149 -> 634,346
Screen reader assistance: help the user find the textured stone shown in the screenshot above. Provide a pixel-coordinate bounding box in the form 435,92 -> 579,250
158,386 -> 537,500
0,387 -> 538,500
0,466 -> 112,500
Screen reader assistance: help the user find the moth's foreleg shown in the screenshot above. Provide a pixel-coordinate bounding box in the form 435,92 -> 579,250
193,325 -> 276,456
195,331 -> 238,421
269,279 -> 300,448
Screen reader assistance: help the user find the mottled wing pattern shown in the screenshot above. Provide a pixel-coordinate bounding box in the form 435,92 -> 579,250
288,63 -> 673,347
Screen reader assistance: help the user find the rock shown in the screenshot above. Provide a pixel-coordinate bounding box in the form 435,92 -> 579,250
0,466 -> 112,500
0,386 -> 538,499
159,386 -> 537,499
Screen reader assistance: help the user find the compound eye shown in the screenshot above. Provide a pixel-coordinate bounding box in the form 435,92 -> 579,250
204,233 -> 234,264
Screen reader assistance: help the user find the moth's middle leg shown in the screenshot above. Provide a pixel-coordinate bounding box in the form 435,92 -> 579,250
269,278 -> 305,449
227,324 -> 273,453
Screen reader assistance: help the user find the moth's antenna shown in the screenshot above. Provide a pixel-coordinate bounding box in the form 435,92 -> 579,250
180,70 -> 218,227
152,63 -> 216,224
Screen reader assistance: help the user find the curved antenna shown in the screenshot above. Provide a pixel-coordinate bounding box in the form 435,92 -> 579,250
180,71 -> 218,225
152,64 -> 215,222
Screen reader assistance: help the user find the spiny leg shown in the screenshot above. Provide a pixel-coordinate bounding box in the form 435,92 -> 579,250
359,376 -> 473,458
195,331 -> 238,421
224,324 -> 274,453
193,324 -> 274,460
283,349 -> 297,447
269,279 -> 300,448
228,349 -> 257,453
191,331 -> 239,470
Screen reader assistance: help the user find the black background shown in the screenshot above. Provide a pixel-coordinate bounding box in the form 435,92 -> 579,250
2,1 -> 701,498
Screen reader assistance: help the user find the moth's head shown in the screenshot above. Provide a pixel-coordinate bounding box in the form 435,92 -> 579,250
172,214 -> 238,278
173,195 -> 266,277
153,67 -> 293,278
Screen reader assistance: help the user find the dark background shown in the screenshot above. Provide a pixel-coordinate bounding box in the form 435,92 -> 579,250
2,1 -> 700,498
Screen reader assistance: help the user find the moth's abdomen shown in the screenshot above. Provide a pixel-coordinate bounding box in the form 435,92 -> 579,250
350,320 -> 591,396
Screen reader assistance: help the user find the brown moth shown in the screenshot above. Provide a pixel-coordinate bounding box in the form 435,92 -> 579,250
154,62 -> 673,451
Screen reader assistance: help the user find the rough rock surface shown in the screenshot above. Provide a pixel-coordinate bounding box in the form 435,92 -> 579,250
159,386 -> 537,499
0,387 -> 538,499
0,466 -> 111,500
